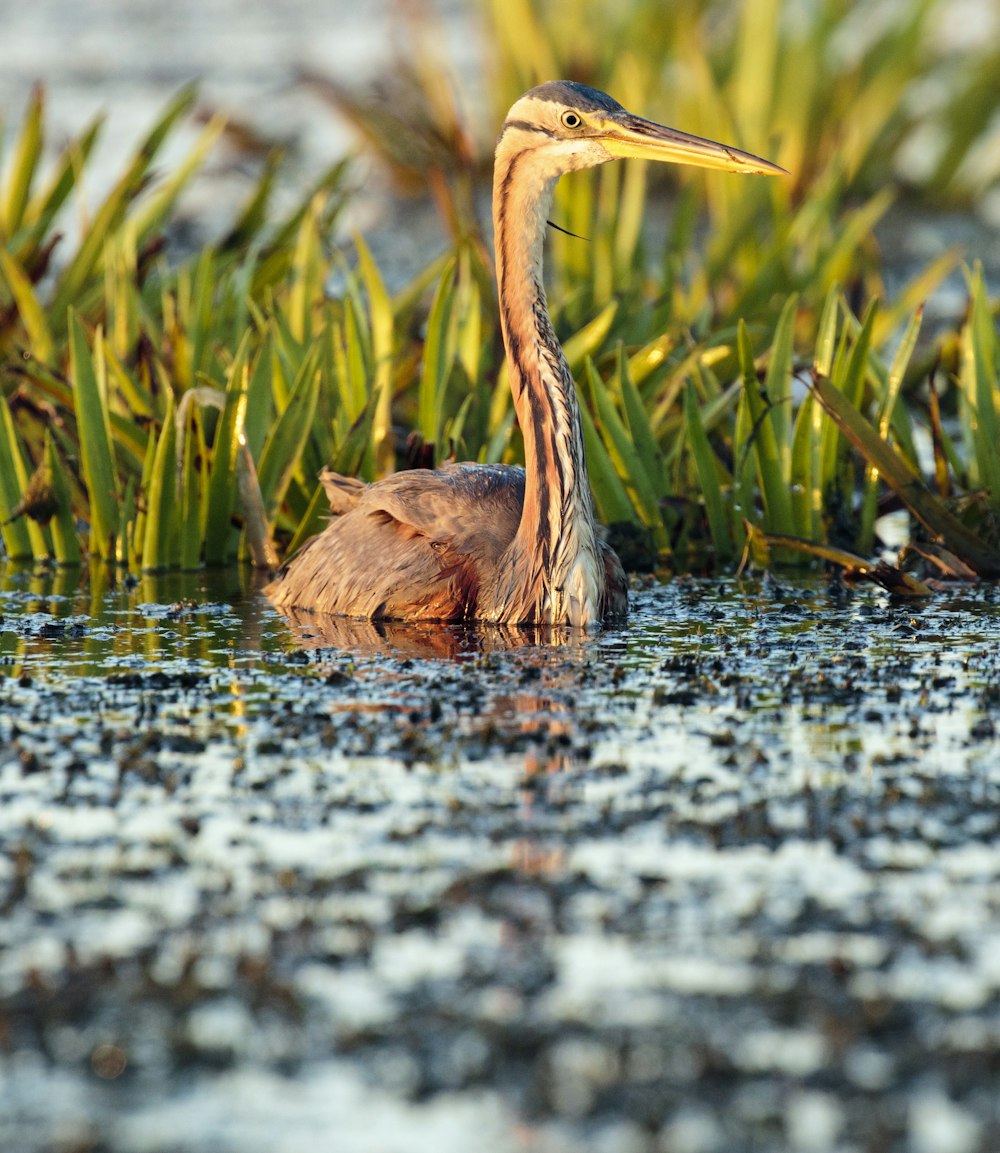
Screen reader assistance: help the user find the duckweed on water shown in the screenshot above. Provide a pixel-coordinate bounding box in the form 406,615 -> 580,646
0,567 -> 999,1152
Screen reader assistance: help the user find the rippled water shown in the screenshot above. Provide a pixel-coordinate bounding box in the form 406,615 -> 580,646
1,564 -> 998,1152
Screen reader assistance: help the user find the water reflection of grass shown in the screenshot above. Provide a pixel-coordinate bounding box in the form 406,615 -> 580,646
0,1 -> 998,581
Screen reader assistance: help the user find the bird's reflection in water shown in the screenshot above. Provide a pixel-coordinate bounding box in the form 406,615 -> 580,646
273,604 -> 611,661
275,605 -> 595,966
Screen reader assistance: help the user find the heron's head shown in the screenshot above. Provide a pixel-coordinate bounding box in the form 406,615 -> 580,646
497,80 -> 786,180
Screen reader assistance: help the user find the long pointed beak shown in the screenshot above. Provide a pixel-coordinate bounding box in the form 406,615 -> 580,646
602,114 -> 786,177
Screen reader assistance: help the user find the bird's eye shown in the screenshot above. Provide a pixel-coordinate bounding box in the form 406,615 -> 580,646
561,111 -> 583,130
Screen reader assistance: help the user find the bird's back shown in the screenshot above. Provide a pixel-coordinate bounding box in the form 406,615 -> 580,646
266,462 -> 526,620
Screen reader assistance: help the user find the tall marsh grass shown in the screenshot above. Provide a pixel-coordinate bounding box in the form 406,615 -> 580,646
1,0 -> 999,580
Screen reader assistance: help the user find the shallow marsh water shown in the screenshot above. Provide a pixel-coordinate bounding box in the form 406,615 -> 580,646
1,565 -> 999,1152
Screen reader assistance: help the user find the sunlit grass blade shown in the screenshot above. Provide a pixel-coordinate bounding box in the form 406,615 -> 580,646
130,114 -> 227,246
813,284 -> 840,377
583,359 -> 663,536
0,248 -> 54,361
809,370 -> 1000,576
762,293 -> 797,459
69,310 -> 120,560
141,392 -> 178,572
204,342 -> 251,565
0,403 -> 47,560
873,251 -> 959,345
684,379 -> 733,561
561,300 -> 619,375
50,85 -> 199,328
44,432 -> 81,566
857,304 -> 924,552
329,388 -> 382,479
788,391 -> 819,539
578,400 -> 636,529
355,233 -> 396,473
282,479 -> 329,559
966,265 -> 1000,503
738,320 -> 795,535
732,0 -> 779,149
339,297 -> 371,422
287,193 -> 329,345
1,85 -> 44,238
257,344 -> 321,523
616,347 -> 668,500
418,259 -> 457,456
178,398 -> 207,570
20,118 -> 102,250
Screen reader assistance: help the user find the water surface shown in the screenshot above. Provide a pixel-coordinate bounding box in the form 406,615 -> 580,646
1,565 -> 999,1152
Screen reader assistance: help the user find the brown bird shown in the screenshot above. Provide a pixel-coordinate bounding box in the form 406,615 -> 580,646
267,81 -> 784,627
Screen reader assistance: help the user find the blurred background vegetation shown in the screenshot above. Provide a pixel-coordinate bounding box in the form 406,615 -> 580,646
1,0 -> 999,580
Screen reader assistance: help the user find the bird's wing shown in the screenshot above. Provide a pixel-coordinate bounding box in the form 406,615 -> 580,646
318,470 -> 366,514
268,463 -> 525,620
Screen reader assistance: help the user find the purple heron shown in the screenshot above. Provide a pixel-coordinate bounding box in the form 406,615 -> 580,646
267,81 -> 784,627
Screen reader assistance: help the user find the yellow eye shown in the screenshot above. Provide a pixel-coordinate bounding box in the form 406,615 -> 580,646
561,110 -> 583,130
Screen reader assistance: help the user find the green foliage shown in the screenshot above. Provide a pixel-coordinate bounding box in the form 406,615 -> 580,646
1,0 -> 999,580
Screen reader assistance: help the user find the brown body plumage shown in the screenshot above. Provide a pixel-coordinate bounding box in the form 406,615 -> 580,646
267,81 -> 783,627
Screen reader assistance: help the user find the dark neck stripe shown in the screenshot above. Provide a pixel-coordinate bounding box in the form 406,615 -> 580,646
499,119 -> 558,141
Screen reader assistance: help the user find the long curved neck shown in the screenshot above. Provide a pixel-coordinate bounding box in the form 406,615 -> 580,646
491,147 -> 603,624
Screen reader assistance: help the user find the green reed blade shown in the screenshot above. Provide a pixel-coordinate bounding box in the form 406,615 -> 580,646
69,311 -> 120,559
562,300 -> 619,375
241,335 -> 274,465
282,478 -> 328,559
967,266 -> 1000,503
418,259 -> 457,455
20,118 -> 101,248
789,390 -> 822,540
131,114 -> 227,247
257,343 -> 321,523
341,296 -> 371,421
204,340 -> 251,565
0,248 -> 53,362
763,293 -> 797,463
327,388 -> 379,477
44,432 -> 81,566
616,346 -> 668,501
221,150 -> 282,252
141,392 -> 178,572
355,233 -> 395,473
733,388 -> 755,524
179,401 -> 206,570
287,194 -> 327,346
50,86 -> 199,327
684,379 -> 733,561
1,85 -> 44,238
578,399 -> 635,528
118,475 -> 137,570
738,320 -> 795,536
583,359 -> 662,533
810,370 -> 1000,576
0,401 -> 47,560
453,247 -> 483,388
813,284 -> 840,378
857,304 -> 925,552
